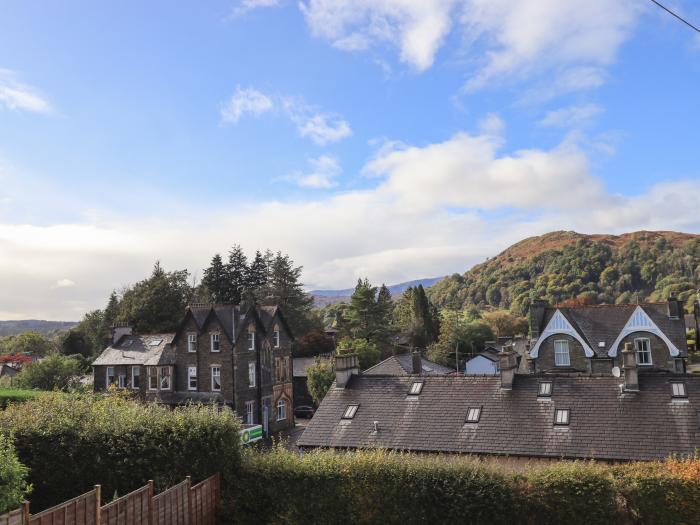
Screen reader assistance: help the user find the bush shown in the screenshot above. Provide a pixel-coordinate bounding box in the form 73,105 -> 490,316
0,393 -> 240,511
0,389 -> 44,409
306,358 -> 335,406
16,354 -> 83,391
0,434 -> 31,514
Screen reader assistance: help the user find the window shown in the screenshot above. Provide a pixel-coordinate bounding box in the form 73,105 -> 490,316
276,399 -> 287,421
210,333 -> 220,352
342,404 -> 359,419
188,334 -> 197,353
118,374 -> 126,389
211,366 -> 221,391
408,382 -> 424,395
554,340 -> 571,367
188,366 -> 197,391
148,367 -> 158,390
466,407 -> 481,423
634,338 -> 652,365
248,362 -> 256,388
275,357 -> 289,383
671,382 -> 687,398
538,381 -> 552,397
273,330 -> 280,348
132,366 -> 140,389
245,400 -> 255,425
106,367 -> 115,386
159,367 -> 171,391
555,409 -> 570,426
247,332 -> 255,351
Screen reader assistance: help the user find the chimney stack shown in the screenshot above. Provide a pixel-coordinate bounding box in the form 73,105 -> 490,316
498,349 -> 518,390
412,350 -> 422,375
667,292 -> 683,320
621,342 -> 639,393
112,322 -> 132,345
335,354 -> 360,388
528,300 -> 548,339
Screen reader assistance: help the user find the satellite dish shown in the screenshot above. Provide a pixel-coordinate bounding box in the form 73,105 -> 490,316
612,366 -> 621,378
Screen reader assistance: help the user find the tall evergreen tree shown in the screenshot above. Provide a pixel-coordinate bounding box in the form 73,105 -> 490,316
202,254 -> 229,303
261,252 -> 315,335
227,245 -> 249,304
246,250 -> 268,291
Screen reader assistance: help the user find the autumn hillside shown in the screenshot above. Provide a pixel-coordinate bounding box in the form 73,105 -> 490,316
427,230 -> 700,314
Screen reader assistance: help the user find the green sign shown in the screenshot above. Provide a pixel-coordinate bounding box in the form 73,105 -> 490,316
240,424 -> 263,445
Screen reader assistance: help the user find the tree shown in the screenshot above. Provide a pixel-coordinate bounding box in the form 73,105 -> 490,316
246,250 -> 268,291
342,279 -> 394,348
0,434 -> 31,514
426,310 -> 494,369
394,286 -> 439,348
306,357 -> 335,406
227,245 -> 249,304
0,331 -> 53,357
59,329 -> 92,358
336,337 -> 381,370
202,254 -> 230,303
17,354 -> 83,391
295,331 -> 335,357
481,310 -> 528,338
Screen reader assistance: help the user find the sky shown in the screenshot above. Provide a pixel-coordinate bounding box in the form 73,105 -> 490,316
1,0 -> 700,321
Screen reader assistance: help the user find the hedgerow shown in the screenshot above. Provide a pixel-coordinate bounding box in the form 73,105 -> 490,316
0,393 -> 240,511
0,389 -> 44,409
0,433 -> 31,514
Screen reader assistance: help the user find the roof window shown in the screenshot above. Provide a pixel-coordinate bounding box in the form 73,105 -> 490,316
465,407 -> 481,423
149,339 -> 163,346
342,404 -> 359,419
671,382 -> 687,398
538,381 -> 552,397
554,409 -> 570,426
408,382 -> 424,395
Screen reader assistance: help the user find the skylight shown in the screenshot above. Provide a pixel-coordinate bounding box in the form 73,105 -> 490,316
538,382 -> 552,397
149,339 -> 163,347
554,409 -> 570,426
465,407 -> 481,423
342,404 -> 359,419
671,382 -> 687,398
409,382 -> 424,395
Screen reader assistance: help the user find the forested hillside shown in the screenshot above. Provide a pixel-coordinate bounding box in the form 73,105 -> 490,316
428,231 -> 700,315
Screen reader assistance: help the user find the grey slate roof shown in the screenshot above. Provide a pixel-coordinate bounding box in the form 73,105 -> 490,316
185,304 -> 291,344
539,303 -> 688,357
92,333 -> 175,366
298,374 -> 700,461
363,354 -> 453,376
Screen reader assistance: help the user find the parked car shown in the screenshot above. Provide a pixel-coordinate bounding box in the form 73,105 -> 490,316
294,405 -> 315,418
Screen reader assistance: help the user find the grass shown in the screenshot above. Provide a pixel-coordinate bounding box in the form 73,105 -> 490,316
0,388 -> 44,408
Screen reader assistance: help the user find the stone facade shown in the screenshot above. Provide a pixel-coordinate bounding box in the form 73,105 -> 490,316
613,331 -> 679,373
535,334 -> 590,373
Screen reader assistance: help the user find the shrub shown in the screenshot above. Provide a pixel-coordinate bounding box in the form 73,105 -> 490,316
16,354 -> 83,391
0,389 -> 44,409
0,434 -> 31,514
0,393 -> 240,511
306,358 -> 335,406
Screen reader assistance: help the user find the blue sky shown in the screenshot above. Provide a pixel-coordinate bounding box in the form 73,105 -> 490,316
1,0 -> 699,320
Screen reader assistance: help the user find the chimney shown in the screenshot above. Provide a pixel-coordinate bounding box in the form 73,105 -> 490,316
335,354 -> 360,388
411,350 -> 422,375
667,292 -> 683,320
528,299 -> 548,339
112,322 -> 132,345
498,349 -> 518,390
621,342 -> 639,393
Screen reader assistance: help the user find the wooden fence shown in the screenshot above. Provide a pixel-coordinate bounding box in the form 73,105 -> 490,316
0,474 -> 220,525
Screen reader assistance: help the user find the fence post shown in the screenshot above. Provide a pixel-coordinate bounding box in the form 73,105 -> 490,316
147,480 -> 154,525
22,501 -> 30,525
94,485 -> 101,525
186,476 -> 193,525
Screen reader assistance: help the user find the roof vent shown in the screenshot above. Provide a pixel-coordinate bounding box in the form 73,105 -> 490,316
373,421 -> 379,432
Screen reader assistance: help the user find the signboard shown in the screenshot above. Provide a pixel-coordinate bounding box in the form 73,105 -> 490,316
240,424 -> 263,445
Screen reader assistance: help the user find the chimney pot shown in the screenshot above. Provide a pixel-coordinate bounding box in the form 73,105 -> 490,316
411,350 -> 422,375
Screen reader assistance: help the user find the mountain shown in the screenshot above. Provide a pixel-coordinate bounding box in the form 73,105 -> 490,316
0,320 -> 78,337
427,230 -> 700,314
311,277 -> 444,306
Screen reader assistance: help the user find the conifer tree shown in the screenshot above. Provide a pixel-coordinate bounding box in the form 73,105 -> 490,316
202,254 -> 229,303
246,250 -> 268,291
227,245 -> 249,304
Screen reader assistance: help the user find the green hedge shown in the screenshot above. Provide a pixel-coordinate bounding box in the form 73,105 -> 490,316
0,393 -> 240,511
0,434 -> 31,514
230,447 -> 700,525
0,389 -> 43,409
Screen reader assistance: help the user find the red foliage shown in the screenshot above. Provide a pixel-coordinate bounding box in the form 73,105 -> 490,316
0,353 -> 33,365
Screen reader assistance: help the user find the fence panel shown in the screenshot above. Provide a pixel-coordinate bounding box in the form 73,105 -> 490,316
0,504 -> 28,525
28,489 -> 97,525
189,474 -> 220,525
100,483 -> 151,525
152,480 -> 189,525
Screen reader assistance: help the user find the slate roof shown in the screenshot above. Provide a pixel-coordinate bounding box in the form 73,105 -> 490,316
184,304 -> 292,344
298,373 -> 700,461
92,333 -> 175,366
538,303 -> 688,357
363,354 -> 453,376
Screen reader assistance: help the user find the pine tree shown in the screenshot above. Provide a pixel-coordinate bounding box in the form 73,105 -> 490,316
262,252 -> 315,335
246,250 -> 268,291
202,254 -> 229,303
227,245 -> 249,304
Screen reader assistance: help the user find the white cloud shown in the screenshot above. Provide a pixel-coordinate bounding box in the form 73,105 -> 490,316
220,86 -> 274,123
282,154 -> 342,188
0,69 -> 52,115
539,104 -> 603,128
53,279 -> 76,288
290,111 -> 352,145
230,0 -> 281,18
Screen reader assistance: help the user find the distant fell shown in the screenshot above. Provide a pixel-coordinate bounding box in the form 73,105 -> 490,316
0,320 -> 78,337
427,230 -> 700,314
311,277 -> 444,306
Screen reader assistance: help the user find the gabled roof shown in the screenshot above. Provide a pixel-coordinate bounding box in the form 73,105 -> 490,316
363,354 -> 453,376
298,374 -> 700,461
92,333 -> 175,366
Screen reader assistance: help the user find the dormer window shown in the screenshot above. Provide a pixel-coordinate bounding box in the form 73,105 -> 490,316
554,409 -> 570,426
273,330 -> 280,348
210,333 -> 220,352
538,381 -> 552,397
342,404 -> 359,419
188,334 -> 197,353
408,382 -> 424,395
671,382 -> 687,398
554,340 -> 570,366
248,332 -> 255,351
634,338 -> 652,366
465,407 -> 481,423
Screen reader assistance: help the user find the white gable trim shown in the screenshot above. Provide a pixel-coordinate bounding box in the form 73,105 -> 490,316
607,306 -> 680,357
530,309 -> 594,358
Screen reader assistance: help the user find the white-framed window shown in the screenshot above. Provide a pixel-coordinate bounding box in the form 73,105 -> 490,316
555,409 -> 570,426
276,399 -> 287,421
188,366 -> 197,391
273,330 -> 280,348
634,338 -> 652,365
188,334 -> 197,353
159,366 -> 171,390
210,333 -> 220,352
106,367 -> 115,386
132,366 -> 141,389
245,400 -> 255,425
148,367 -> 158,390
409,382 -> 424,395
466,407 -> 481,423
248,362 -> 256,388
248,332 -> 255,351
672,382 -> 687,398
554,340 -> 571,367
538,381 -> 552,397
211,366 -> 221,391
342,404 -> 359,419
118,374 -> 126,389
